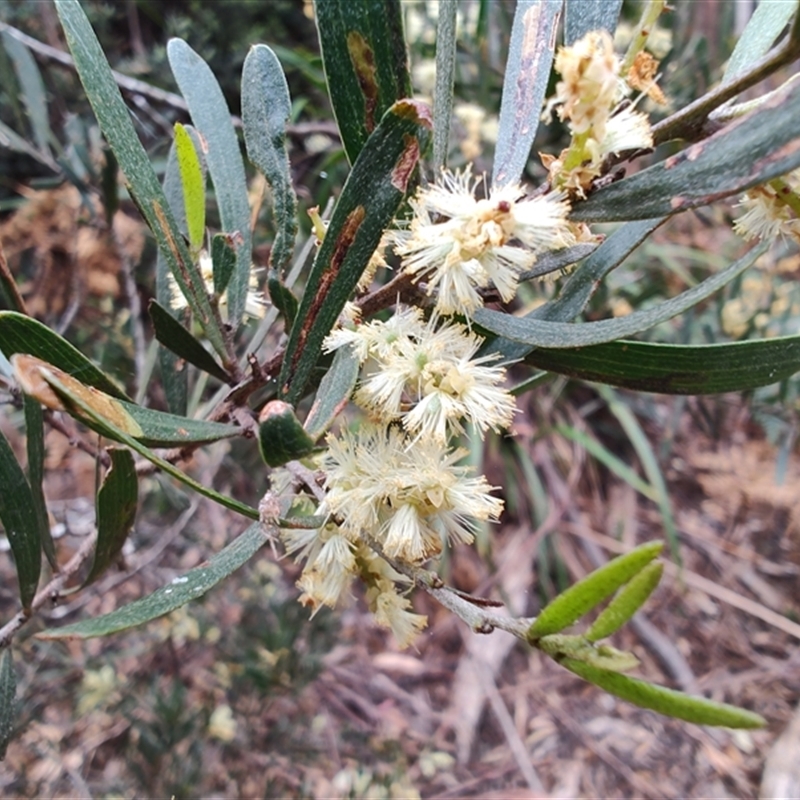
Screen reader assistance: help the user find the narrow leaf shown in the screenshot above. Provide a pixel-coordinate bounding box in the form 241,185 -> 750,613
85,448 -> 137,585
518,242 -> 598,282
0,310 -> 128,399
564,0 -> 624,45
0,428 -> 41,609
1,30 -> 51,155
0,648 -> 15,759
39,521 -> 272,639
174,122 -> 205,253
211,232 -> 238,297
148,300 -> 230,384
168,37 -> 253,329
487,217 -> 665,365
492,0 -> 563,189
314,0 -> 412,165
54,0 -> 227,358
474,242 -> 768,349
433,0 -> 458,173
267,270 -> 298,329
242,44 -> 298,275
586,562 -> 663,641
527,541 -> 663,640
561,659 -> 766,728
23,396 -> 56,569
523,334 -> 800,394
723,1 -> 797,84
304,344 -> 360,440
279,99 -> 431,405
258,401 -> 317,467
570,77 -> 800,222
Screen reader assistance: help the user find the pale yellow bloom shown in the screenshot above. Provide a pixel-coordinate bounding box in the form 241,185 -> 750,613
733,170 -> 800,244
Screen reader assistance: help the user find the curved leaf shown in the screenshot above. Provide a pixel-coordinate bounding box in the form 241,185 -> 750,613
492,0 -> 563,189
561,659 -> 766,728
174,122 -> 205,253
0,311 -> 128,399
279,99 -> 431,405
167,38 -> 252,329
564,0 -> 623,45
85,448 -> 137,585
528,541 -> 663,640
242,44 -> 298,276
23,396 -> 55,569
488,217 -> 665,365
524,334 -> 800,394
39,522 -> 272,639
54,0 -> 226,358
474,242 -> 767,349
0,428 -> 40,609
314,0 -> 411,165
570,78 -> 800,222
148,299 -> 230,385
257,401 -> 317,467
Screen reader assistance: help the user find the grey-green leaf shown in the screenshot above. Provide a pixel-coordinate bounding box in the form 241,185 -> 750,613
474,241 -> 767,349
433,0 -> 458,173
211,232 -> 238,298
0,648 -> 15,759
561,658 -> 766,728
168,37 -> 253,329
0,428 -> 41,609
39,522 -> 272,639
570,77 -> 800,222
528,541 -> 663,640
85,448 -> 137,585
54,0 -> 226,357
586,562 -> 663,642
492,0 -> 563,189
564,0 -> 623,45
242,44 -> 298,276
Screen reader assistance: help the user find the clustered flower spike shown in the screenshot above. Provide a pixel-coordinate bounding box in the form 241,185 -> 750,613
733,169 -> 800,245
395,167 -> 574,316
543,30 -> 658,197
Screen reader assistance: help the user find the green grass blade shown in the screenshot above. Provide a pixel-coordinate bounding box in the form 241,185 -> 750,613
39,522 -> 272,639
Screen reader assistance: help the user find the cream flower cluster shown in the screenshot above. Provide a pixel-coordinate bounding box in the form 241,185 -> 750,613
733,169 -> 800,245
280,311 -> 514,647
395,167 -> 574,316
543,30 -> 656,197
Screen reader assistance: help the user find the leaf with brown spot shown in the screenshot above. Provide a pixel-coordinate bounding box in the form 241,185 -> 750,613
279,98 -> 431,406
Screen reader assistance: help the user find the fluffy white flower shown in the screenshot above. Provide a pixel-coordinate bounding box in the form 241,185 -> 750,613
733,172 -> 800,244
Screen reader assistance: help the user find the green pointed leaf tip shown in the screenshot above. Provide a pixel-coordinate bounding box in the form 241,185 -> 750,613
527,541 -> 663,640
267,270 -> 299,329
258,400 -> 317,467
0,648 -> 15,759
86,448 -> 138,585
562,659 -> 766,728
586,561 -> 663,642
174,122 -> 206,252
